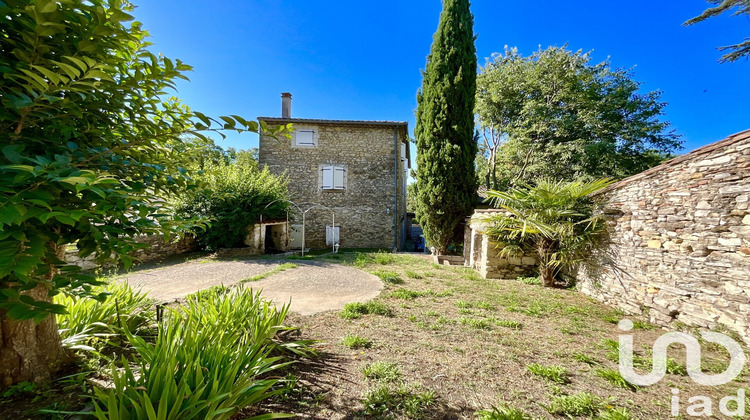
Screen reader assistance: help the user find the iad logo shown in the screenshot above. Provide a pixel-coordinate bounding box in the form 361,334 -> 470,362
618,319 -> 747,417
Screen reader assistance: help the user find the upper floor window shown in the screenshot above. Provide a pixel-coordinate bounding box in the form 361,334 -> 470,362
293,125 -> 318,147
321,165 -> 346,190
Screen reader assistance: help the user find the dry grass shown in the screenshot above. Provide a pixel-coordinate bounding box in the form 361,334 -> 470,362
245,251 -> 750,419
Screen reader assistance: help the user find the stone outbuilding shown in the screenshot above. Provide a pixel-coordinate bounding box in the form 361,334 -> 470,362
258,93 -> 410,250
464,209 -> 537,279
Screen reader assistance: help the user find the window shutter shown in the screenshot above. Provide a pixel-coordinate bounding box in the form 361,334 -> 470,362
334,167 -> 345,189
322,166 -> 333,189
296,130 -> 315,146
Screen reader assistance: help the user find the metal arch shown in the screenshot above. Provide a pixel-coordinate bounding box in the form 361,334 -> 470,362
260,200 -> 337,256
301,203 -> 336,254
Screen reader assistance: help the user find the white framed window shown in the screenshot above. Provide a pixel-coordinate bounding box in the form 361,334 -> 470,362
321,164 -> 346,190
293,125 -> 318,147
326,225 -> 340,246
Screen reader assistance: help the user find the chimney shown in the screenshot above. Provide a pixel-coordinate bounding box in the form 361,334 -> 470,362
281,92 -> 292,118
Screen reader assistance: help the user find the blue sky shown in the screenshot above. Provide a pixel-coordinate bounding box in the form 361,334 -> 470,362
134,1 -> 749,154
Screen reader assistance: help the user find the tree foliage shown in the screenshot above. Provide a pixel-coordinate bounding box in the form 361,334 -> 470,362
685,0 -> 750,62
475,46 -> 682,189
485,179 -> 612,287
174,152 -> 289,251
0,0 -> 287,329
415,0 -> 478,254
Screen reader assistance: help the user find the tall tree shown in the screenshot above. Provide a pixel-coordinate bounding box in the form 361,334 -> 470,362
475,46 -> 682,188
685,0 -> 750,63
0,0 -> 285,387
415,0 -> 478,254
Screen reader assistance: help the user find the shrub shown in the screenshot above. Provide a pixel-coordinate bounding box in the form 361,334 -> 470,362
526,363 -> 570,384
56,282 -> 153,349
91,286 -> 296,419
175,157 -> 289,250
485,179 -> 612,287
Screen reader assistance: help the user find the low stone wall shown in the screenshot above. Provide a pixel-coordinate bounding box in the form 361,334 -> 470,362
66,234 -> 197,270
579,130 -> 750,343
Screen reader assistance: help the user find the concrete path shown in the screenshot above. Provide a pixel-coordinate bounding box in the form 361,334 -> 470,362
118,258 -> 382,315
249,261 -> 383,315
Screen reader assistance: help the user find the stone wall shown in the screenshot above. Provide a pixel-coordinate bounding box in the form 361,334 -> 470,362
579,130 -> 750,343
66,234 -> 197,270
465,210 -> 538,279
259,119 -> 409,249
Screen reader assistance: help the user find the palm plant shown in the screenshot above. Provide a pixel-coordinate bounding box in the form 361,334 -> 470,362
485,179 -> 612,287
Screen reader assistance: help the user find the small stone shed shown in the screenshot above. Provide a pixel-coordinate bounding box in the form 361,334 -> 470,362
244,219 -> 291,254
464,209 -> 537,279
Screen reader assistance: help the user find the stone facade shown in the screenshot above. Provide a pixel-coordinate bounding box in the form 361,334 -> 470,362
66,234 -> 197,270
579,130 -> 750,343
464,210 -> 537,279
258,116 -> 410,250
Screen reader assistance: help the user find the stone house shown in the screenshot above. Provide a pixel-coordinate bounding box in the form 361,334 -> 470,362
258,93 -> 410,250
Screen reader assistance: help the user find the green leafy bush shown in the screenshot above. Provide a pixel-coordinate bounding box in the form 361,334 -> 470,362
175,156 -> 289,250
91,286 -> 299,419
55,282 -> 153,349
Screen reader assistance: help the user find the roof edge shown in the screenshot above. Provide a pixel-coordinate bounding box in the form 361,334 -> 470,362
596,129 -> 750,195
258,117 -> 408,127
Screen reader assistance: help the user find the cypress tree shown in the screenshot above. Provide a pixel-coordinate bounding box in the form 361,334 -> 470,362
415,0 -> 478,254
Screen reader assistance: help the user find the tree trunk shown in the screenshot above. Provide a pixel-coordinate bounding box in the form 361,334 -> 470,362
539,265 -> 556,288
537,238 -> 557,287
0,287 -> 67,389
0,243 -> 69,389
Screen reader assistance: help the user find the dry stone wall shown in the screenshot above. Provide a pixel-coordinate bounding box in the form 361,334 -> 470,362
259,121 -> 408,249
66,234 -> 196,270
579,130 -> 750,343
